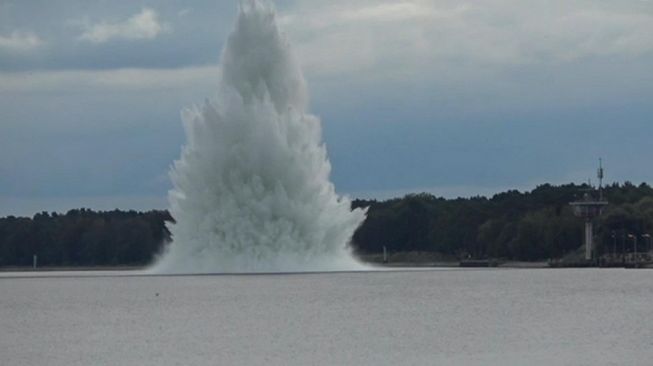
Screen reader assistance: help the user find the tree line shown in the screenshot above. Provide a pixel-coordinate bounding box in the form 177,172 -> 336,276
0,209 -> 171,267
352,182 -> 653,261
1,182 -> 652,267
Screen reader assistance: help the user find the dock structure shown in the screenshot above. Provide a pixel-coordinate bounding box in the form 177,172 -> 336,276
570,159 -> 608,260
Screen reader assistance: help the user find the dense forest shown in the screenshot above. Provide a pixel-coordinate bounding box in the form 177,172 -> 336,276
353,182 -> 653,261
1,182 -> 653,267
0,209 -> 172,267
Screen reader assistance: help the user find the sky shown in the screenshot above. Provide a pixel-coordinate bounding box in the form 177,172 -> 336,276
1,0 -> 652,216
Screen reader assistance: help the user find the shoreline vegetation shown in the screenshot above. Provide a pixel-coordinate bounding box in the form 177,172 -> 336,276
0,261 -> 550,272
2,182 -> 653,269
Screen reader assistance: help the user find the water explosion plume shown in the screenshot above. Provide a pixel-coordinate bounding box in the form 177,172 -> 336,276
152,1 -> 367,273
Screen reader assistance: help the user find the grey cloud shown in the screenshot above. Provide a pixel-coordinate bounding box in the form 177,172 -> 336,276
0,0 -> 236,71
0,66 -> 221,94
0,31 -> 43,52
1,0 -> 653,216
281,0 -> 653,79
78,8 -> 170,43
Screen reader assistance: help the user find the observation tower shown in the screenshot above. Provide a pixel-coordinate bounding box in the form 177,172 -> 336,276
570,159 -> 608,260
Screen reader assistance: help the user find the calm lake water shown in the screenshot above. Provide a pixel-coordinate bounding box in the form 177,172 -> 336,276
1,268 -> 652,365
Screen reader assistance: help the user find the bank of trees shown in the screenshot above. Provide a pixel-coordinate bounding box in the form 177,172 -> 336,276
1,182 -> 652,267
0,209 -> 171,267
352,182 -> 653,261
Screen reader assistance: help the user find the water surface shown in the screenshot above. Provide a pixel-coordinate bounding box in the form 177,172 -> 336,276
1,268 -> 651,365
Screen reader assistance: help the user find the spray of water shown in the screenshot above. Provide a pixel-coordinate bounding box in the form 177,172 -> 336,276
151,1 -> 367,273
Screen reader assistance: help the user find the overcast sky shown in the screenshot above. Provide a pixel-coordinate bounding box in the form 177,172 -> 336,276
1,0 -> 652,216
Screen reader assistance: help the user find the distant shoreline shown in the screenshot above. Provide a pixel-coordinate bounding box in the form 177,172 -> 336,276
0,265 -> 144,272
0,261 -> 560,272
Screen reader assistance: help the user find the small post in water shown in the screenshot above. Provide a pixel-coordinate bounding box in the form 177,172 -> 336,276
33,254 -> 37,269
383,246 -> 388,264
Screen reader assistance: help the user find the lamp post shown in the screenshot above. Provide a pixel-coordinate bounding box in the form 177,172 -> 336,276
642,234 -> 651,261
628,234 -> 638,263
622,231 -> 626,260
642,234 -> 651,251
611,231 -> 617,259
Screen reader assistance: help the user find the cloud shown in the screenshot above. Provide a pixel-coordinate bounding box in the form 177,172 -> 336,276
0,66 -> 220,93
79,8 -> 170,43
279,0 -> 653,78
0,0 -> 652,216
178,8 -> 192,17
0,31 -> 43,52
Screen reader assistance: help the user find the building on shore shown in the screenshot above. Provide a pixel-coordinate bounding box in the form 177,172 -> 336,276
569,159 -> 608,261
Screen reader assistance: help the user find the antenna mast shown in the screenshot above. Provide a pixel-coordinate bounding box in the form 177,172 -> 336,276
597,158 -> 604,201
